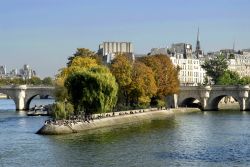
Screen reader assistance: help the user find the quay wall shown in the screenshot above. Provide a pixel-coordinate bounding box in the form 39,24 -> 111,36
37,108 -> 200,135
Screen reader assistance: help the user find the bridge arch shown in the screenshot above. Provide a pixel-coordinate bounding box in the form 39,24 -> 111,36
24,90 -> 55,110
0,88 -> 22,110
203,85 -> 249,111
180,97 -> 202,109
177,89 -> 203,108
0,91 -> 16,110
174,85 -> 250,111
0,91 -> 14,100
206,95 -> 241,111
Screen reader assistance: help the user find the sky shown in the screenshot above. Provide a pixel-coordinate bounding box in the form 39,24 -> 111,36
0,0 -> 250,78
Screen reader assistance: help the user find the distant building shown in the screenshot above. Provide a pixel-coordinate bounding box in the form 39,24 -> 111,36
0,65 -> 7,76
228,52 -> 250,77
0,64 -> 36,79
204,50 -> 250,79
170,57 -> 206,86
168,40 -> 206,86
242,49 -> 250,53
150,47 -> 169,55
170,43 -> 193,59
98,42 -> 134,63
9,69 -> 18,77
149,29 -> 207,86
19,64 -> 36,80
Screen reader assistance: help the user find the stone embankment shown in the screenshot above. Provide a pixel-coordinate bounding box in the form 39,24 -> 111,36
37,108 -> 200,135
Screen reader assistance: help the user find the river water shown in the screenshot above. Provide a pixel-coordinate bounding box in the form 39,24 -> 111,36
1,99 -> 250,167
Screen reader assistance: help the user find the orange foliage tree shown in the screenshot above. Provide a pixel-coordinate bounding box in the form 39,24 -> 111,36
111,54 -> 179,108
138,54 -> 180,99
110,54 -> 133,106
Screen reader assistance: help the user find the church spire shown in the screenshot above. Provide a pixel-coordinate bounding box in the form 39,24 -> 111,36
233,38 -> 235,51
196,27 -> 200,51
195,27 -> 202,58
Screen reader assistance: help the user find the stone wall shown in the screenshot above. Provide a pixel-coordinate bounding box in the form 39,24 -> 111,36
37,108 -> 199,135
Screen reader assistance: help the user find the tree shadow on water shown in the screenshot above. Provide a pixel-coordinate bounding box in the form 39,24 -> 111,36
48,117 -> 178,145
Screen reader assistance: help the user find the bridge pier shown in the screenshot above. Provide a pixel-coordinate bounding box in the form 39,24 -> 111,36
166,94 -> 178,108
245,98 -> 250,111
13,85 -> 27,111
199,86 -> 212,111
240,98 -> 247,111
237,85 -> 249,111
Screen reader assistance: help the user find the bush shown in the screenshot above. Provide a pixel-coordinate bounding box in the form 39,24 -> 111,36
65,102 -> 74,116
51,102 -> 74,120
51,102 -> 66,120
156,99 -> 166,108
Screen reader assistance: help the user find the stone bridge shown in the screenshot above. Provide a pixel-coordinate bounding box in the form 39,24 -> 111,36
0,85 -> 54,110
169,85 -> 250,111
2,84 -> 250,111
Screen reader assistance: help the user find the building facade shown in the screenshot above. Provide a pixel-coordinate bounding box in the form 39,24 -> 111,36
98,42 -> 134,63
150,47 -> 169,55
170,57 -> 206,86
227,52 -> 250,77
170,43 -> 193,59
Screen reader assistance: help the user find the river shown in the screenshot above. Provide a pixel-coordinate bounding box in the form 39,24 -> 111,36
1,99 -> 250,167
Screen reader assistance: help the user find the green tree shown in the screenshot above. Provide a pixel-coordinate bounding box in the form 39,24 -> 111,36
64,66 -> 118,115
67,48 -> 101,67
51,102 -> 74,120
11,78 -> 25,85
27,77 -> 42,85
55,56 -> 99,102
42,77 -> 53,86
54,84 -> 68,102
217,70 -> 240,85
0,78 -> 9,86
239,76 -> 250,85
51,102 -> 66,119
201,55 -> 228,84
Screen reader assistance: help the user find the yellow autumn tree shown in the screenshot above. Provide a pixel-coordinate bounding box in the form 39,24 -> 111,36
130,61 -> 157,107
55,56 -> 99,101
110,54 -> 133,106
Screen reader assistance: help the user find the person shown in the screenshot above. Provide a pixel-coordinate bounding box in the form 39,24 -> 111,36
34,105 -> 37,112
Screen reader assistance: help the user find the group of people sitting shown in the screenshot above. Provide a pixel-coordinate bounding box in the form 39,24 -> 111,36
44,108 -> 161,126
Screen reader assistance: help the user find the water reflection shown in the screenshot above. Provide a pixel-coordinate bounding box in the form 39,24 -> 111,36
50,118 -> 178,144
